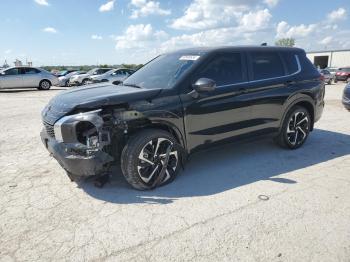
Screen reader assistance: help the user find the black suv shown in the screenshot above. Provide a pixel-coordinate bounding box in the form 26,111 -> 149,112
40,46 -> 324,190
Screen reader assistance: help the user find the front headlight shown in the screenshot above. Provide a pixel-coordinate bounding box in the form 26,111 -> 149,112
54,109 -> 103,143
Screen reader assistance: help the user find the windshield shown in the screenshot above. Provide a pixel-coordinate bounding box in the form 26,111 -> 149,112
86,69 -> 97,75
123,53 -> 202,89
59,70 -> 68,76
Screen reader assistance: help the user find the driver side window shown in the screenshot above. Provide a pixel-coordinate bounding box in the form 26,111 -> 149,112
195,53 -> 245,86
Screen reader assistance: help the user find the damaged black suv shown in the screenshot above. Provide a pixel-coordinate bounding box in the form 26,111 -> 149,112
41,46 -> 324,190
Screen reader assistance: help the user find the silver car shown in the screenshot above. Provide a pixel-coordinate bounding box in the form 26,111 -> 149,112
88,68 -> 136,84
69,68 -> 113,86
0,67 -> 58,90
319,69 -> 333,85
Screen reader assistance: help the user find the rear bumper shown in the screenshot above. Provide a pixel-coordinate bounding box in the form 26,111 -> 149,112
40,129 -> 113,178
314,100 -> 324,123
335,76 -> 349,81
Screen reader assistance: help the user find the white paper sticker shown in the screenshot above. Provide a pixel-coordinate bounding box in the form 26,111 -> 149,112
179,55 -> 200,61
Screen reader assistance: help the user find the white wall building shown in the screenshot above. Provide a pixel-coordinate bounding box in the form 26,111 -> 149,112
307,49 -> 350,69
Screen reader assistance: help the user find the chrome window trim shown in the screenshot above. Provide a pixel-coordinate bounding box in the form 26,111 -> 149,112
215,54 -> 301,88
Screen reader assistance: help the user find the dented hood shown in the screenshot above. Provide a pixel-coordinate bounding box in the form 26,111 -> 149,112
42,83 -> 161,124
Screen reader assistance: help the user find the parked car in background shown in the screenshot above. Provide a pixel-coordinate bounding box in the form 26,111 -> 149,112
318,69 -> 333,84
40,46 -> 324,190
68,68 -> 113,86
57,71 -> 85,87
343,82 -> 350,111
0,67 -> 58,90
325,67 -> 338,79
88,68 -> 136,84
55,70 -> 77,77
335,67 -> 350,83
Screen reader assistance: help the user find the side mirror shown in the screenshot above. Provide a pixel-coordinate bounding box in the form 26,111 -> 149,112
192,78 -> 216,93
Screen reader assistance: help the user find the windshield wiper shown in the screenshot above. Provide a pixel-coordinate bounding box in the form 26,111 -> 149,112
122,83 -> 142,89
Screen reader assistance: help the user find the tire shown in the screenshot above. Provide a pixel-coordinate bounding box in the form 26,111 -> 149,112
334,79 -> 338,83
121,129 -> 182,190
275,106 -> 312,149
38,80 -> 51,90
82,79 -> 89,85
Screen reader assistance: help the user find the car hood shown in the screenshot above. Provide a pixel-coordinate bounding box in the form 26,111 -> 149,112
42,83 -> 162,124
72,73 -> 89,79
90,74 -> 104,80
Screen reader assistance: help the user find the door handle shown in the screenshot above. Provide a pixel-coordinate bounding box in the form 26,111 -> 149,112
238,88 -> 247,94
284,80 -> 296,86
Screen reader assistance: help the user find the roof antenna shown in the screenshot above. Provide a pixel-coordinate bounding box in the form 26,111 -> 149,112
261,43 -> 267,46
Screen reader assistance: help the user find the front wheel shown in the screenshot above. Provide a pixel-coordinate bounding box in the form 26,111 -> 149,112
121,129 -> 182,190
275,106 -> 311,149
38,80 -> 51,90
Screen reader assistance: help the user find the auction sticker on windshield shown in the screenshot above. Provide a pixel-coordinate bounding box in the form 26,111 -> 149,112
179,55 -> 200,61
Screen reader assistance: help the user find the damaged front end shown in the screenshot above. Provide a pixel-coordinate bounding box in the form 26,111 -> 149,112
40,109 -> 115,180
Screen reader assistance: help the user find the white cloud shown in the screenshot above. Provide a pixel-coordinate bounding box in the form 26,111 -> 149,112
42,27 -> 57,33
5,49 -> 12,54
276,21 -> 316,38
264,0 -> 279,8
130,0 -> 171,18
99,0 -> 115,12
159,10 -> 271,53
170,0 -> 256,30
115,24 -> 168,49
91,35 -> 103,40
320,36 -> 333,45
327,8 -> 347,22
34,0 -> 49,6
239,9 -> 271,31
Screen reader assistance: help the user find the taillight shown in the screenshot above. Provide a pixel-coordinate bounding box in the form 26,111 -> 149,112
319,74 -> 325,81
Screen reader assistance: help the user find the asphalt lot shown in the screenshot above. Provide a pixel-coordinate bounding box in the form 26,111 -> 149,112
0,83 -> 349,261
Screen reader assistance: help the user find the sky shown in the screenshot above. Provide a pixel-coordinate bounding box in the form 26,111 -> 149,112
0,0 -> 349,66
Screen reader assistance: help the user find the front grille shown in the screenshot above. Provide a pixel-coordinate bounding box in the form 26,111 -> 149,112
43,121 -> 55,138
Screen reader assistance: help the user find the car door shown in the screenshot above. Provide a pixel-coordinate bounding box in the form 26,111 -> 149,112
180,51 -> 254,152
22,67 -> 41,87
0,68 -> 24,88
245,50 -> 296,133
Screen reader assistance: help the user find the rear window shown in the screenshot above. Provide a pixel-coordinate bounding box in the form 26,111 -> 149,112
250,51 -> 285,80
281,52 -> 299,74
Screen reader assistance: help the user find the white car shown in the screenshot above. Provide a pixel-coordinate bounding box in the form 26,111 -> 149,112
68,68 -> 113,86
0,67 -> 58,90
88,68 -> 136,84
57,71 -> 84,87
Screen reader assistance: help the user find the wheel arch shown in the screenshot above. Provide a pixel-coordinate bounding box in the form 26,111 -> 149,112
281,96 -> 315,132
40,79 -> 52,85
130,120 -> 186,150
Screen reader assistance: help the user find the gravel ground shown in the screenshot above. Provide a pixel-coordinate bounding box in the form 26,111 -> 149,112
0,83 -> 349,262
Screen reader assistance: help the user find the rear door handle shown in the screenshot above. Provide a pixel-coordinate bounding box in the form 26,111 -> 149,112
285,80 -> 296,86
238,88 -> 248,94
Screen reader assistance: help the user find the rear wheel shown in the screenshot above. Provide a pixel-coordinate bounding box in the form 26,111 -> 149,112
121,129 -> 181,190
82,79 -> 89,85
275,106 -> 311,149
38,80 -> 51,90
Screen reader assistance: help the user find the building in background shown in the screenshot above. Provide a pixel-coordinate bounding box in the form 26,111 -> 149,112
307,49 -> 350,69
14,59 -> 23,67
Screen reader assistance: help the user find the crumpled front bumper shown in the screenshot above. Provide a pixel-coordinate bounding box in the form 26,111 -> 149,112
40,129 -> 113,178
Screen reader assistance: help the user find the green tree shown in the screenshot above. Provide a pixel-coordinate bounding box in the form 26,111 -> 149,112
275,38 -> 296,47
